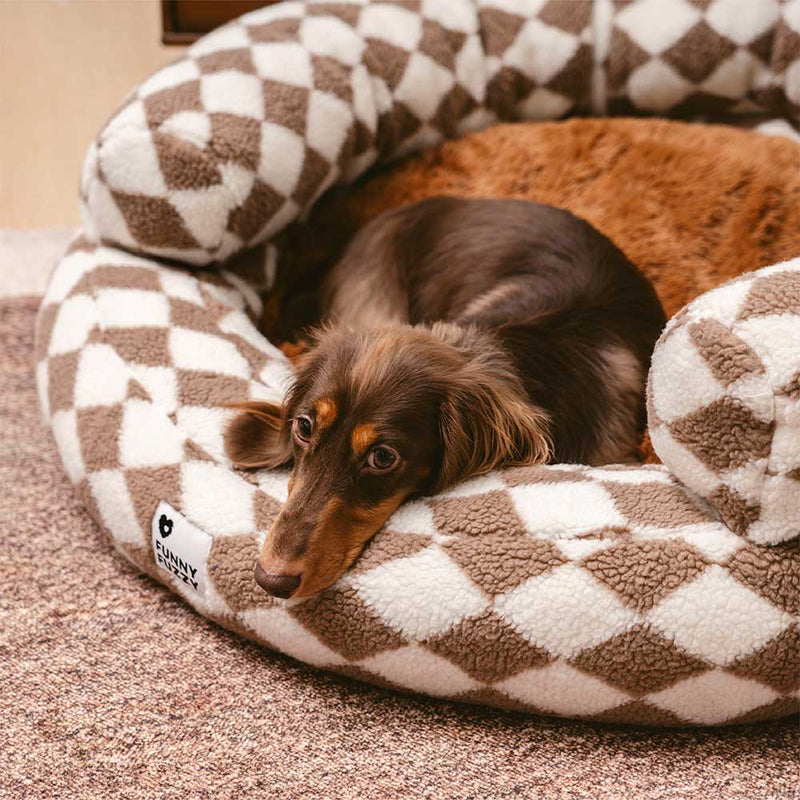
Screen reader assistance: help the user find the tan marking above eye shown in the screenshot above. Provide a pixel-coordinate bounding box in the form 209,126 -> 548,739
314,397 -> 337,430
351,423 -> 378,456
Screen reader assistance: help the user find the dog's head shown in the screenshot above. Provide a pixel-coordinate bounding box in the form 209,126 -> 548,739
225,323 -> 550,599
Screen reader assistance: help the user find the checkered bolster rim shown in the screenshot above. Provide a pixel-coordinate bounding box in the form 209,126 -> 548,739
648,260 -> 800,547
34,234 -> 800,726
79,0 -> 800,266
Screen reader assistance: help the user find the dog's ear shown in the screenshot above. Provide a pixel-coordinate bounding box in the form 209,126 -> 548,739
434,380 -> 551,492
224,402 -> 293,469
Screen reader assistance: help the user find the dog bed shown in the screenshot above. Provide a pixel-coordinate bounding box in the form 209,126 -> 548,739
36,0 -> 799,726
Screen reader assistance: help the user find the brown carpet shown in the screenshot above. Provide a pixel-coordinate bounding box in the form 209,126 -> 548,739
2,295 -> 797,800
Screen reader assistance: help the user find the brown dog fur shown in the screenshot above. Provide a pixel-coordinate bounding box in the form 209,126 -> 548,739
274,118 -> 800,323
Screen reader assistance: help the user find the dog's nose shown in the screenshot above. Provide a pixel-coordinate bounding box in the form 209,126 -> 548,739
254,564 -> 302,599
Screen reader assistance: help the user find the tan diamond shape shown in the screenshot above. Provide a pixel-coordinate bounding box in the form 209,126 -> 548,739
502,465 -> 583,487
582,540 -> 709,613
443,533 -> 566,597
738,270 -> 800,319
539,0 -> 592,35
126,463 -> 182,532
689,318 -> 764,387
424,608 -> 552,683
347,531 -> 432,578
112,192 -> 201,250
47,351 -> 80,412
589,699 -> 687,727
208,113 -> 262,170
727,623 -> 800,694
104,328 -> 171,367
726,542 -> 800,615
208,533 -> 275,612
290,584 -> 406,661
176,369 -> 249,406
77,405 -> 123,471
247,18 -> 302,43
725,696 -> 799,726
478,8 -> 526,58
431,490 -> 526,538
227,180 -> 285,242
708,484 -> 760,536
602,480 -> 709,528
668,396 -> 773,472
662,20 -> 737,83
570,622 -> 710,696
153,131 -> 222,192
143,80 -> 203,126
196,48 -> 256,75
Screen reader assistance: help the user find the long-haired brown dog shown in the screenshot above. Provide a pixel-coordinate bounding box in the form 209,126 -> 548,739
225,197 -> 666,599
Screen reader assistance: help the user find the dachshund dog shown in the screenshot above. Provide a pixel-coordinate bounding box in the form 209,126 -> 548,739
225,198 -> 666,599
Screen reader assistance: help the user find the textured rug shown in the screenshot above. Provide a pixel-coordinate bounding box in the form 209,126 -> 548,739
2,286 -> 798,798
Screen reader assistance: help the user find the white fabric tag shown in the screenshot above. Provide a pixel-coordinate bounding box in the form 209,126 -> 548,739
151,501 -> 212,598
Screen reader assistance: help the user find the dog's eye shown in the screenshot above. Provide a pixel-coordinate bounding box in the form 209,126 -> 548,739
366,445 -> 398,471
292,416 -> 313,443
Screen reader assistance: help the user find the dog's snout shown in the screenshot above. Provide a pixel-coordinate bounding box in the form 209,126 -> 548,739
254,563 -> 302,599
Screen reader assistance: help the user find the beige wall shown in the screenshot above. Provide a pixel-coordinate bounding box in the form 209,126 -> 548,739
0,0 -> 187,228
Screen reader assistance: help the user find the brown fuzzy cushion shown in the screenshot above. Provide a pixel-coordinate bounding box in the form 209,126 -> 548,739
279,118 -> 800,321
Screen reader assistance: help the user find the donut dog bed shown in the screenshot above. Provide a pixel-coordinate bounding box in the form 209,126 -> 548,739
36,1 -> 800,726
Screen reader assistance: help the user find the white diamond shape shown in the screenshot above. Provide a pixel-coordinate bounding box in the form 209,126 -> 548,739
354,546 -> 488,640
495,563 -> 639,658
129,365 -> 178,414
73,344 -> 129,409
242,605 -> 347,667
42,249 -> 97,306
95,288 -> 170,329
251,42 -> 313,87
170,185 -> 237,250
439,472 -> 506,498
358,4 -> 422,50
649,668 -> 778,724
300,15 -> 365,66
259,121 -> 305,195
119,399 -> 184,468
499,661 -> 631,717
357,645 -> 479,697
706,0 -> 780,45
517,87 -> 573,120
51,409 -> 85,484
650,320 -> 725,422
158,267 -> 205,306
628,59 -> 693,112
181,461 -> 255,535
735,313 -> 800,391
508,481 -> 625,538
504,18 -> 580,83
394,52 -> 456,121
306,89 -> 353,162
747,475 -> 800,545
159,110 -> 212,149
89,469 -> 144,545
616,0 -> 701,54
200,70 -> 264,119
385,499 -> 436,535
169,328 -> 251,379
98,129 -> 167,196
174,406 -> 230,463
647,564 -> 789,665
48,294 -> 97,356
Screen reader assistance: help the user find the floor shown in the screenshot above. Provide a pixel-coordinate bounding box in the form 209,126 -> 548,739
1,235 -> 797,800
0,1 -> 185,229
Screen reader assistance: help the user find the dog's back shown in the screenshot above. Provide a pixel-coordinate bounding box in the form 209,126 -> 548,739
323,197 -> 666,464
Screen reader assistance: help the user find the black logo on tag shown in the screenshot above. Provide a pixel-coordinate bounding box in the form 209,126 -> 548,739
158,514 -> 174,538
